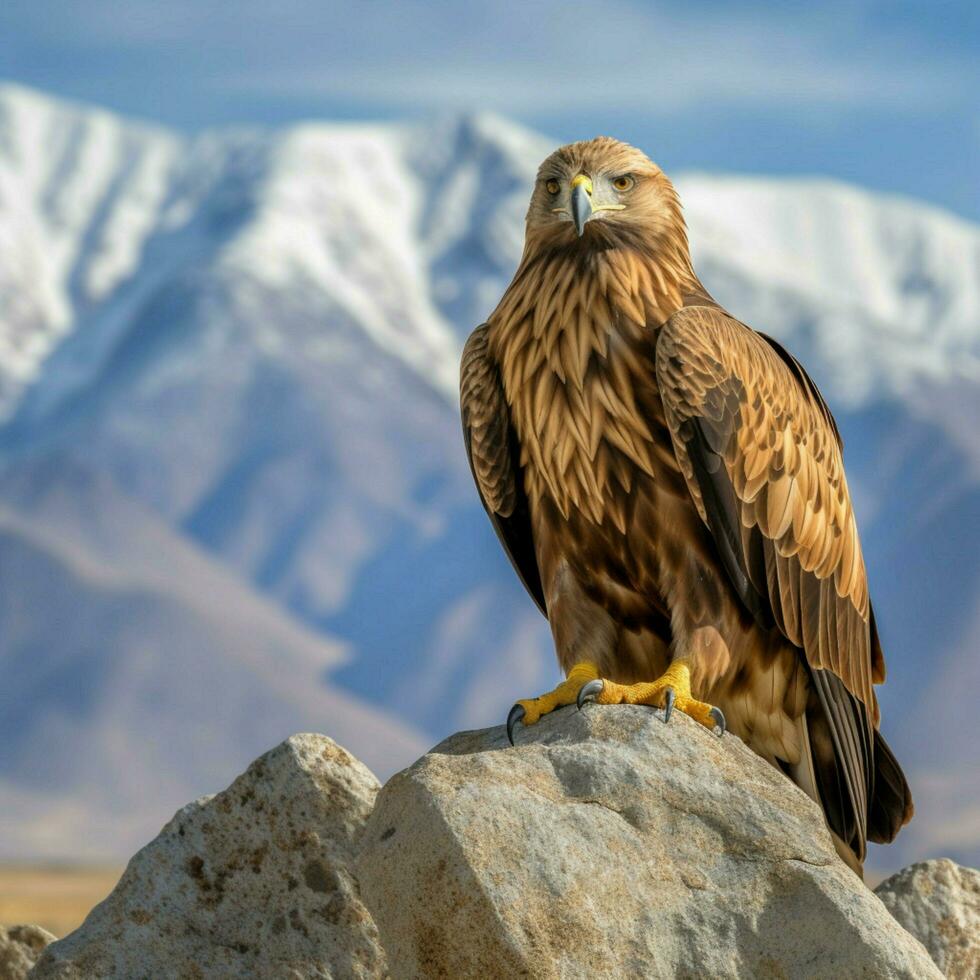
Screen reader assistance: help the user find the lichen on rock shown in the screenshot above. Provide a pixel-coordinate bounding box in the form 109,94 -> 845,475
0,923 -> 55,980
31,734 -> 387,980
876,858 -> 980,979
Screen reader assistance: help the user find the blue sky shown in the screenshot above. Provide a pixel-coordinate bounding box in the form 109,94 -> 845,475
2,0 -> 978,220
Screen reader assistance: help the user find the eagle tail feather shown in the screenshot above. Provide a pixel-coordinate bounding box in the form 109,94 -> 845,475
868,729 -> 914,844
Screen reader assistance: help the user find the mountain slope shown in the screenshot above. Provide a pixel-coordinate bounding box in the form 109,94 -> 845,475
0,84 -> 977,872
0,459 -> 429,858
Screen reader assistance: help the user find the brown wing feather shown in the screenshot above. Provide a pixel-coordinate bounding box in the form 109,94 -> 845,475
656,304 -> 911,858
657,307 -> 874,707
461,324 -> 546,614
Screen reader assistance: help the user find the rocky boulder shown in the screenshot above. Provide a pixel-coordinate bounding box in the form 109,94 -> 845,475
356,705 -> 941,979
25,711 -> 976,979
0,924 -> 55,980
31,734 -> 387,979
875,858 -> 980,979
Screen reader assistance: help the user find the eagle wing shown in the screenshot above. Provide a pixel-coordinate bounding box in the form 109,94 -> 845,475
460,324 -> 546,614
656,304 -> 909,858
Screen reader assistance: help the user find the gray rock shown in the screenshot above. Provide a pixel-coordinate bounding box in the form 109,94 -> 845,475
876,858 -> 980,979
31,734 -> 387,979
0,924 -> 55,980
357,705 -> 941,980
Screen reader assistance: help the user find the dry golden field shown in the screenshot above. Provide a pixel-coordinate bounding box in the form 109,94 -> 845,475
0,864 -> 122,938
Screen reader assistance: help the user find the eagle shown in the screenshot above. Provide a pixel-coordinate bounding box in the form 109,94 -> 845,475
460,136 -> 912,874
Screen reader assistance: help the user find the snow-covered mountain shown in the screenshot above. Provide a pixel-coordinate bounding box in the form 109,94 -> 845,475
0,83 -> 977,872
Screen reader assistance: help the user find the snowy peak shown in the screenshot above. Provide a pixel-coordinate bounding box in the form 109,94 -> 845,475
680,174 -> 980,401
0,102 -> 467,427
2,84 -> 979,423
402,113 -> 548,337
0,84 -> 181,413
221,121 -> 461,393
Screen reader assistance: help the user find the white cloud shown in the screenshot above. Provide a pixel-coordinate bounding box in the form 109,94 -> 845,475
212,0 -> 973,115
4,0 -> 976,118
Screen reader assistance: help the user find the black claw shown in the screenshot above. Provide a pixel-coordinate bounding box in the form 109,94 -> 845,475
506,704 -> 526,746
576,678 -> 604,710
709,706 -> 727,737
663,687 -> 675,724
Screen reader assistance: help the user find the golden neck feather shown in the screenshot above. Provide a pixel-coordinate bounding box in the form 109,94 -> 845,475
489,223 -> 697,346
485,226 -> 698,526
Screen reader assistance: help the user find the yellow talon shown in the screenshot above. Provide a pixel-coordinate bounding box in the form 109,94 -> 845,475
516,662 -> 600,725
506,659 -> 725,745
593,659 -> 724,732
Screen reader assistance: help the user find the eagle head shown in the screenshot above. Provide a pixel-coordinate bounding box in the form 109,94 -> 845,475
525,136 -> 684,253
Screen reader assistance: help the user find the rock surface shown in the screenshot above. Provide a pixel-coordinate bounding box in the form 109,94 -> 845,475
357,705 -> 941,980
876,858 -> 980,979
0,924 -> 55,980
31,734 -> 387,979
24,717 -> 975,980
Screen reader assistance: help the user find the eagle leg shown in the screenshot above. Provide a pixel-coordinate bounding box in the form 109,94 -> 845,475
577,659 -> 725,736
505,662 -> 601,745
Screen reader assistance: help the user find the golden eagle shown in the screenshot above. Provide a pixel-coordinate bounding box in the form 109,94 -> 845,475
460,137 -> 912,874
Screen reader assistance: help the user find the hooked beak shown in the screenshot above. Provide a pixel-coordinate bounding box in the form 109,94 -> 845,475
570,174 -> 593,236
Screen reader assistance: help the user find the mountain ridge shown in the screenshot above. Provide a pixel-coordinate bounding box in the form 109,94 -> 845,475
3,82 -> 979,419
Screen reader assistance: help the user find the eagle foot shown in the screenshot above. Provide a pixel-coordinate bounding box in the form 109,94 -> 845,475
577,660 -> 726,737
506,662 -> 601,745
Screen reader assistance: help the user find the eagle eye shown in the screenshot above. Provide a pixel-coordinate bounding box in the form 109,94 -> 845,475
612,174 -> 635,192
545,179 -> 561,195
